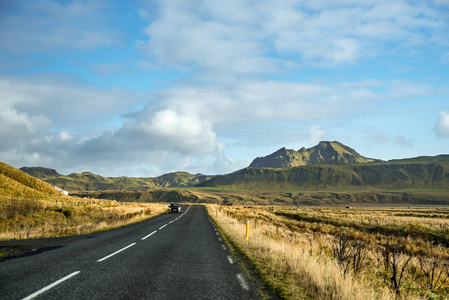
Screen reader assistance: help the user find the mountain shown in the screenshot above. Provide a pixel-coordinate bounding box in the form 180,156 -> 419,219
0,162 -> 63,198
198,155 -> 449,191
20,167 -> 214,192
249,141 -> 380,168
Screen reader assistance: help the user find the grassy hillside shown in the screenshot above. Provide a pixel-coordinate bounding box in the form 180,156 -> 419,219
20,167 -> 214,192
0,162 -> 62,198
0,161 -> 168,242
76,188 -> 449,207
198,157 -> 449,191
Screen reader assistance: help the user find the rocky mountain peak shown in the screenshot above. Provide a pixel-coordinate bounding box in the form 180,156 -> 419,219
249,141 -> 380,168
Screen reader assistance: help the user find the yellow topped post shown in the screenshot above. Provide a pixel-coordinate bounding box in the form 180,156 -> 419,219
246,221 -> 249,240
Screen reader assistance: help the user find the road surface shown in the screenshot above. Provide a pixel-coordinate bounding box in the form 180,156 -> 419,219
0,205 -> 265,299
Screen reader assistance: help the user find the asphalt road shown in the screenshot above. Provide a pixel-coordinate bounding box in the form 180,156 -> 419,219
0,205 -> 264,299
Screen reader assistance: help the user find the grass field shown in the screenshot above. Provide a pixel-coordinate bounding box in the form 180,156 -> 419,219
207,204 -> 449,300
0,196 -> 168,241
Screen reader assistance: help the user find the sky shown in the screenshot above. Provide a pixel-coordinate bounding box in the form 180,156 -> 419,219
0,0 -> 448,177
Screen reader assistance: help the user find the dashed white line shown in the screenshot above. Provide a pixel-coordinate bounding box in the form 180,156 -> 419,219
22,271 -> 81,300
227,255 -> 234,264
236,274 -> 250,290
159,224 -> 168,230
215,232 -> 219,236
218,238 -> 222,242
97,243 -> 136,262
169,220 -> 174,224
221,244 -> 227,250
141,230 -> 157,240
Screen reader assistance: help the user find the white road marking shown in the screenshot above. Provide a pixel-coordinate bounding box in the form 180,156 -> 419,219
22,271 -> 81,300
215,232 -> 219,236
97,243 -> 136,262
227,256 -> 234,264
236,274 -> 250,290
159,224 -> 168,230
218,238 -> 222,242
221,244 -> 227,250
141,230 -> 157,240
169,220 -> 174,224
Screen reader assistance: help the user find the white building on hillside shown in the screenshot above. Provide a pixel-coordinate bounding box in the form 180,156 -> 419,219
54,186 -> 69,196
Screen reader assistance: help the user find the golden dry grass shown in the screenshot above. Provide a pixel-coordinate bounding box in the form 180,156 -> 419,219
0,196 -> 167,240
207,205 -> 449,299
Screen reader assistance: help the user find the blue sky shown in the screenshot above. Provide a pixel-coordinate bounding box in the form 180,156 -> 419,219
1,0 -> 448,177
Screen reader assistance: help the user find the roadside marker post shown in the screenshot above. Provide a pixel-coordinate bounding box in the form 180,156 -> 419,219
246,221 -> 249,240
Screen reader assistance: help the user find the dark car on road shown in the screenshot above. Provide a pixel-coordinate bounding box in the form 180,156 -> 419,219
168,203 -> 181,214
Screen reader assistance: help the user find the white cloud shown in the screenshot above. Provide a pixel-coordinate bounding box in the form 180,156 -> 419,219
366,130 -> 414,148
388,80 -> 434,99
393,136 -> 414,148
434,111 -> 449,138
144,80 -> 379,126
0,104 -> 51,151
0,0 -> 122,53
139,0 -> 449,76
1,0 -> 448,177
308,126 -> 326,145
0,73 -> 386,176
0,76 -> 144,133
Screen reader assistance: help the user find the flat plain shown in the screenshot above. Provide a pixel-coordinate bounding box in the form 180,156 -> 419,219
207,204 -> 449,299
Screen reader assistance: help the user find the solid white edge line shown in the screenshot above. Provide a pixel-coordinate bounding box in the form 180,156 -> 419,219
236,273 -> 250,290
159,224 -> 168,230
22,271 -> 81,300
97,243 -> 136,262
141,230 -> 157,240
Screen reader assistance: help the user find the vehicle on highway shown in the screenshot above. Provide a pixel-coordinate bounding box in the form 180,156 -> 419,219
168,203 -> 181,214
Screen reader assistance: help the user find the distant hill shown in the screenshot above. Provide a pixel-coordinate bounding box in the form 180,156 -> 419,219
198,156 -> 449,191
249,141 -> 381,168
0,162 -> 62,198
20,167 -> 214,192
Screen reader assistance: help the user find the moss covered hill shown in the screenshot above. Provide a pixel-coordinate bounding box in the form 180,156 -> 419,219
0,162 -> 62,198
20,167 -> 213,192
249,141 -> 380,168
198,155 -> 449,191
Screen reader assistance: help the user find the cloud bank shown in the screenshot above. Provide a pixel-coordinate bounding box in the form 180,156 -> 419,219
0,0 -> 448,176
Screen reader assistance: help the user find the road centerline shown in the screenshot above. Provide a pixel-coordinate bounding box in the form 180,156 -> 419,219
141,230 -> 157,240
159,224 -> 168,230
22,271 -> 81,300
97,243 -> 136,262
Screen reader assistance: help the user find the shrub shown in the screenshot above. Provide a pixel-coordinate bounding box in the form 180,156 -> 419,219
1,197 -> 43,219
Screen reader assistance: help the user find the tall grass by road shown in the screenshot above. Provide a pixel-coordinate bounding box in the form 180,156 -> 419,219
0,196 -> 167,240
207,205 -> 449,299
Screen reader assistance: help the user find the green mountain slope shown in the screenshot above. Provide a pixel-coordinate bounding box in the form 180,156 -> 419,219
249,141 -> 380,168
20,167 -> 214,192
198,156 -> 449,191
